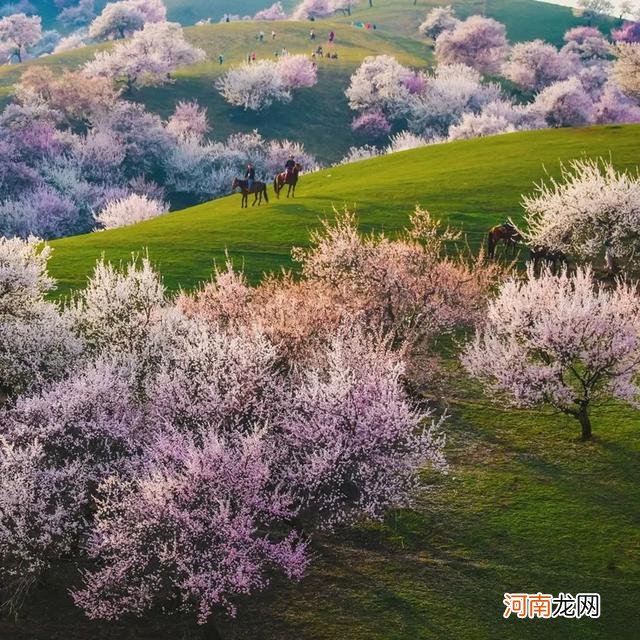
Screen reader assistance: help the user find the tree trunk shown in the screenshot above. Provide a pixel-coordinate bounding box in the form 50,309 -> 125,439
577,407 -> 592,441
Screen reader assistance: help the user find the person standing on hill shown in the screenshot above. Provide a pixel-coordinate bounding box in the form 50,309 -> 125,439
272,30 -> 277,40
218,53 -> 224,65
328,30 -> 335,43
310,28 -> 316,40
245,163 -> 255,190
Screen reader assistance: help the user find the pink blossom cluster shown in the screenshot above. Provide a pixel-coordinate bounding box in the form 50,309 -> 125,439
0,212 -> 484,621
462,265 -> 640,440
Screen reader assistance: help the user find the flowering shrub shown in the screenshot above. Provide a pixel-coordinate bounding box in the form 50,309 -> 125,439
435,15 -> 510,75
94,193 -> 168,229
462,265 -> 640,440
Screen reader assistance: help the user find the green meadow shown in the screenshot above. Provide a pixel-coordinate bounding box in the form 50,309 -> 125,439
48,124 -> 640,295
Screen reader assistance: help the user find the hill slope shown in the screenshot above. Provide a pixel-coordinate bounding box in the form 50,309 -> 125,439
32,0 -> 615,44
47,124 -> 640,294
1,1 -> 616,163
0,19 -> 428,163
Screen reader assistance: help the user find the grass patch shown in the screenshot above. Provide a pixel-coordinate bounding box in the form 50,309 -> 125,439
47,124 -> 640,295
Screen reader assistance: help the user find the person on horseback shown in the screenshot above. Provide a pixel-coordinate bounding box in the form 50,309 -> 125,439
245,163 -> 255,191
284,155 -> 296,179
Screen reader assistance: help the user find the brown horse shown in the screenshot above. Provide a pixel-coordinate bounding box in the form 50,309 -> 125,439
273,163 -> 302,199
232,177 -> 269,208
487,222 -> 522,259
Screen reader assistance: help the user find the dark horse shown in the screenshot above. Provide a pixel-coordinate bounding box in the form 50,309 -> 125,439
530,245 -> 567,274
232,177 -> 269,208
273,163 -> 302,199
487,222 -> 522,258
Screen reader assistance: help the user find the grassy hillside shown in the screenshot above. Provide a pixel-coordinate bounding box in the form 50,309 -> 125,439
31,0 -> 615,44
2,1 -> 616,163
47,124 -> 640,295
0,18 -> 428,162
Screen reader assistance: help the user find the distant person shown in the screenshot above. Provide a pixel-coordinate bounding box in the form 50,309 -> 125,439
284,154 -> 296,178
247,52 -> 251,63
271,30 -> 277,40
281,47 -> 288,56
245,163 -> 255,190
259,30 -> 265,42
225,14 -> 230,22
218,53 -> 224,65
274,50 -> 279,59
310,28 -> 316,40
251,51 -> 257,62
328,30 -> 335,43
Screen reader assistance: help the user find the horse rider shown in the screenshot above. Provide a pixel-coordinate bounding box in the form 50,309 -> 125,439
284,155 -> 296,179
245,163 -> 255,190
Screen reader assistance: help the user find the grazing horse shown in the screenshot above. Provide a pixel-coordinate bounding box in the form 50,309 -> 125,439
232,177 -> 269,208
273,163 -> 302,199
487,222 -> 522,259
530,245 -> 567,274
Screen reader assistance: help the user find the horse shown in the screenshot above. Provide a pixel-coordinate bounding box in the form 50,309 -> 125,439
273,163 -> 302,199
232,177 -> 269,208
530,245 -> 567,274
487,222 -> 522,259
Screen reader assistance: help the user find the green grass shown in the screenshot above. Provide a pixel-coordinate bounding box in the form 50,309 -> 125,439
47,124 -> 640,295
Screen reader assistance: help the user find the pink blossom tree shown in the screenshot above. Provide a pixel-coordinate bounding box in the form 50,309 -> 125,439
405,64 -> 502,139
291,0 -> 333,20
277,53 -> 318,88
562,26 -> 611,62
593,80 -> 640,123
254,1 -> 287,20
351,110 -> 392,136
419,5 -> 458,39
435,15 -> 510,75
0,12 -> 41,62
533,76 -> 594,126
502,40 -> 581,92
345,54 -> 414,119
612,20 -> 640,43
166,100 -> 210,140
58,0 -> 96,28
462,265 -> 640,440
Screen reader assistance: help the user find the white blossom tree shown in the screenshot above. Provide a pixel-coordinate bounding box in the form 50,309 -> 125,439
88,0 -> 166,41
522,158 -> 640,266
613,42 -> 640,97
0,12 -> 41,62
462,265 -> 640,440
85,22 -> 205,90
419,5 -> 458,39
94,193 -> 168,229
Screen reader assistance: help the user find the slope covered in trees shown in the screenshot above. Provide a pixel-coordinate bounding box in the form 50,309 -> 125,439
47,123 -> 640,293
